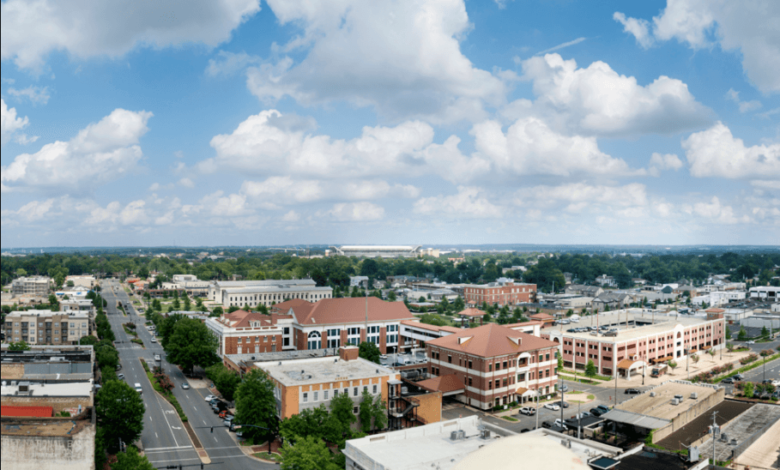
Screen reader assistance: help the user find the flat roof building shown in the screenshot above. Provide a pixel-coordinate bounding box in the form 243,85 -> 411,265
208,279 -> 332,307
3,310 -> 91,346
462,280 -> 536,307
10,276 -> 52,297
329,245 -> 423,258
1,345 -> 94,382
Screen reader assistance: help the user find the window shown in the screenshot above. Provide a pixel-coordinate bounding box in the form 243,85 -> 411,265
373,385 -> 378,394
354,387 -> 358,397
324,390 -> 329,400
468,360 -> 473,369
353,407 -> 359,414
307,331 -> 322,350
333,390 -> 339,397
488,381 -> 493,390
448,355 -> 452,364
503,361 -> 507,369
488,364 -> 493,372
348,327 -> 361,346
495,379 -> 500,388
367,325 -> 380,345
468,377 -> 473,386
314,391 -> 318,401
327,328 -> 341,348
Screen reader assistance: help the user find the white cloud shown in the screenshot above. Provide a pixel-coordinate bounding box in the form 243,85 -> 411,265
648,152 -> 684,176
688,196 -> 747,224
514,182 -> 649,213
614,1 -> 780,93
205,50 -> 261,78
413,186 -> 502,218
247,0 -> 509,124
1,108 -> 152,193
1,98 -> 30,145
471,117 -> 637,177
725,88 -> 761,113
683,122 -> 780,179
240,176 -> 420,207
328,202 -> 385,222
516,53 -> 711,137
536,37 -> 587,56
613,12 -> 653,48
178,178 -> 195,188
8,86 -> 51,105
282,210 -> 300,222
1,0 -> 261,73
198,191 -> 251,217
203,110 -> 434,178
750,180 -> 780,190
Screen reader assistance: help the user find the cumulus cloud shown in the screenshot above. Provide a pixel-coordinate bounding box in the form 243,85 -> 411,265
282,210 -> 300,222
202,110 -> 434,178
205,50 -> 261,78
683,122 -> 780,179
516,53 -> 711,137
240,176 -> 420,207
614,0 -> 780,93
8,86 -> 51,105
1,0 -> 261,73
413,186 -> 502,218
648,153 -> 684,176
178,178 -> 195,188
1,98 -> 32,145
514,182 -> 649,214
685,196 -> 748,224
328,202 -> 385,222
247,0 -> 509,124
1,108 -> 152,193
725,88 -> 762,113
471,117 -> 638,177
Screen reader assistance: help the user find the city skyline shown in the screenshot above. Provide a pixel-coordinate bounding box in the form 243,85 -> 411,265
2,0 -> 779,247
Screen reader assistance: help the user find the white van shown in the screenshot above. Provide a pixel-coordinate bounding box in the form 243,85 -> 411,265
134,383 -> 142,393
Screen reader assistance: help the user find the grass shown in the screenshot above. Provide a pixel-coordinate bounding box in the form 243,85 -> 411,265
254,452 -> 283,463
131,338 -> 144,347
587,394 -> 595,400
567,390 -> 584,395
502,416 -> 519,422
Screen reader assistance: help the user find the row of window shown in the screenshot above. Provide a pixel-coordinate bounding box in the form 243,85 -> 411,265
10,322 -> 86,328
302,384 -> 379,403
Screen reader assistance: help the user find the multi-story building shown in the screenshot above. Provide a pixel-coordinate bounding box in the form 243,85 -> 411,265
3,310 -> 90,345
60,299 -> 96,318
64,275 -> 96,288
426,323 -> 560,410
208,279 -> 332,307
749,286 -> 780,301
273,297 -> 415,354
462,280 -> 536,307
256,346 -> 400,420
544,309 -> 726,378
10,277 -> 53,296
206,309 -> 294,356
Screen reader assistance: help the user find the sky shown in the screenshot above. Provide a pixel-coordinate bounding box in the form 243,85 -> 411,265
1,0 -> 779,248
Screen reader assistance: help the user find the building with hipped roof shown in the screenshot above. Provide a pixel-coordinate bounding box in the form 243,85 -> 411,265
462,280 -> 536,307
426,323 -> 560,410
207,279 -> 332,307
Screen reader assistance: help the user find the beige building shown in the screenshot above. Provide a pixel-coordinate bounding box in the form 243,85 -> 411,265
11,277 -> 53,296
64,276 -> 96,289
4,310 -> 90,345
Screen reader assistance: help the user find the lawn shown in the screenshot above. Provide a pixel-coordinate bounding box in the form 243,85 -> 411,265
254,452 -> 283,463
502,416 -> 519,422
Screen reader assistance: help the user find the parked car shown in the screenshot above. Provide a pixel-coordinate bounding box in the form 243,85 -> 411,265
624,388 -> 641,394
117,373 -> 125,380
150,337 -> 157,343
543,403 -> 560,411
556,401 -> 569,409
182,383 -> 190,390
223,416 -> 234,427
595,405 -> 610,414
154,354 -> 161,361
520,428 -> 531,433
571,411 -> 590,420
721,377 -> 735,384
746,340 -> 755,345
134,383 -> 143,393
553,419 -> 568,430
205,395 -> 217,402
590,407 -> 606,417
519,407 -> 536,416
772,380 -> 780,387
541,421 -> 554,429
560,384 -> 569,392
219,410 -> 232,419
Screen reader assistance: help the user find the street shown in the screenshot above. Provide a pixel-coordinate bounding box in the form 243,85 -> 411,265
101,280 -> 275,470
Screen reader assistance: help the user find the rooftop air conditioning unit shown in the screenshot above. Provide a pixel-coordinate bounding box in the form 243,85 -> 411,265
690,392 -> 698,399
481,430 -> 491,439
650,392 -> 656,397
671,398 -> 680,405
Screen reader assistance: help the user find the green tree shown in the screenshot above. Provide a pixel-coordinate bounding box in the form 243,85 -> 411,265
165,318 -> 219,373
761,326 -> 770,338
329,391 -> 357,434
557,354 -> 563,371
79,336 -> 99,347
387,290 -> 397,302
235,369 -> 278,443
726,328 -> 732,340
16,268 -> 27,277
8,341 -> 31,351
111,446 -> 154,470
742,381 -> 754,398
358,389 -> 388,433
48,294 -> 60,310
585,360 -> 597,378
453,296 -> 465,312
54,272 -> 65,288
358,342 -> 381,364
668,361 -> 678,375
206,364 -> 242,402
738,327 -> 747,341
280,436 -> 341,470
96,381 -> 145,453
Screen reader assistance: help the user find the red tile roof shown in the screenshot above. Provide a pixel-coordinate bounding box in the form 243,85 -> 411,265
416,374 -> 464,394
427,323 -> 558,358
530,313 -> 554,320
219,310 -> 290,328
277,297 -> 415,326
1,406 -> 53,418
401,320 -> 461,334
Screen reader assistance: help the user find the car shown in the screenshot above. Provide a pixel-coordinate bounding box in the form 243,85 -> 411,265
520,428 -> 531,433
519,407 -> 536,416
624,388 -> 641,394
223,416 -> 234,427
134,383 -> 143,393
746,340 -> 755,345
150,337 -> 157,343
205,395 -> 217,402
541,421 -> 554,429
219,410 -> 232,419
553,419 -> 568,430
154,354 -> 161,361
543,403 -> 560,411
182,383 -> 190,390
236,431 -> 244,438
115,364 -> 122,371
721,377 -> 735,384
560,385 -> 569,392
590,408 -> 605,417
556,401 -> 569,409
117,373 -> 125,380
772,380 -> 780,387
595,405 -> 610,414
571,412 -> 590,420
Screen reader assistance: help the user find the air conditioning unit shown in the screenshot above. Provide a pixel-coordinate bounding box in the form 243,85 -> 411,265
650,392 -> 656,397
671,398 -> 680,405
690,392 -> 698,399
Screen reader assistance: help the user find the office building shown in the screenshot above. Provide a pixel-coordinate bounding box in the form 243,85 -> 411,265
208,279 -> 332,307
462,280 -> 536,307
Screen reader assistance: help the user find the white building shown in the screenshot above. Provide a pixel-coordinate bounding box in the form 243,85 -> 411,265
749,286 -> 780,301
60,299 -> 96,318
3,310 -> 90,345
329,245 -> 423,258
350,276 -> 369,287
691,290 -> 746,307
64,275 -> 96,288
208,279 -> 332,307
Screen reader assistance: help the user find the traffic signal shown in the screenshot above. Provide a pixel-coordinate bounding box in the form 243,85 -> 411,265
210,427 -> 213,433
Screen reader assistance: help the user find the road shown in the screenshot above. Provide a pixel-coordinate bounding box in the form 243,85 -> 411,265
101,280 -> 274,470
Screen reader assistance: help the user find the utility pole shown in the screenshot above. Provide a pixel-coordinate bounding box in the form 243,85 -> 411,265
536,391 -> 540,430
710,411 -> 718,469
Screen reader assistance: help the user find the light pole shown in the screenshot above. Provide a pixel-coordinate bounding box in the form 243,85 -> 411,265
535,390 -> 540,430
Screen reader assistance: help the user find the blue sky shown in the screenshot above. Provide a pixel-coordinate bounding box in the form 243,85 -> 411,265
1,0 -> 779,247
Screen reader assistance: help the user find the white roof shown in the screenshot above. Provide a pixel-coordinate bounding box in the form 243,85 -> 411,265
1,381 -> 93,397
256,356 -> 396,387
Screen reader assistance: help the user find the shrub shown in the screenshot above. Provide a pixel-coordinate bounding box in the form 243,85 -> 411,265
740,354 -> 759,365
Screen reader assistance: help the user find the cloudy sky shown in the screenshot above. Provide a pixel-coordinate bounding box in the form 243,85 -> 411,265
1,0 -> 779,247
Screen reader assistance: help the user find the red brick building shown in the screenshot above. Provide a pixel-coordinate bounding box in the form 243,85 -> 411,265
463,281 -> 537,307
206,309 -> 294,356
426,323 -> 559,410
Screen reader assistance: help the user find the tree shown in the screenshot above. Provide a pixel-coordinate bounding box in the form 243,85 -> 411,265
359,390 -> 374,433
329,391 -> 357,435
96,381 -> 145,453
726,328 -> 732,340
738,327 -> 747,341
742,381 -> 754,398
235,369 -> 278,443
165,318 -> 220,373
585,360 -> 597,378
761,326 -> 770,338
691,354 -> 699,366
453,296 -> 465,312
54,272 -> 65,288
387,290 -> 397,302
668,361 -> 678,375
280,436 -> 341,470
557,354 -> 563,372
206,364 -> 242,402
8,341 -> 31,351
16,268 -> 27,277
418,296 -> 426,303
111,446 -> 155,470
358,342 -> 381,364
79,336 -> 99,347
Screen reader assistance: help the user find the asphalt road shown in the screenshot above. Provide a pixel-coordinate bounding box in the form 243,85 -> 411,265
101,280 -> 275,470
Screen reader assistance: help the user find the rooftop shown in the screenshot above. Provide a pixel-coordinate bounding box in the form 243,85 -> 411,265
255,356 -> 397,387
1,419 -> 91,437
615,380 -> 720,421
275,297 -> 415,326
1,381 -> 94,398
428,323 -> 558,358
226,348 -> 338,365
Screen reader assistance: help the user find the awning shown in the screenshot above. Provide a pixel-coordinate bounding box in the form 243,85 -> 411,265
601,409 -> 670,430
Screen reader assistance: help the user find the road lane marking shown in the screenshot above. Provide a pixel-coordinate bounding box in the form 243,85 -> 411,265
144,446 -> 193,452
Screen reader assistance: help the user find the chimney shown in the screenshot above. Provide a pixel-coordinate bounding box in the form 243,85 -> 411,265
339,345 -> 359,362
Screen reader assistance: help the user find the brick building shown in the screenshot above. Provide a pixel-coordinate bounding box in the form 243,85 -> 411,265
272,297 -> 415,354
206,310 -> 294,356
4,310 -> 90,346
462,280 -> 536,307
426,324 -> 560,410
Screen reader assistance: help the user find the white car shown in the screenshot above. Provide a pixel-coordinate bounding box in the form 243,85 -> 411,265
772,380 -> 780,387
553,419 -> 568,430
182,383 -> 190,390
746,340 -> 755,345
519,407 -> 536,415
544,403 -> 560,411
154,354 -> 161,361
150,337 -> 157,343
134,383 -> 143,393
205,395 -> 217,402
